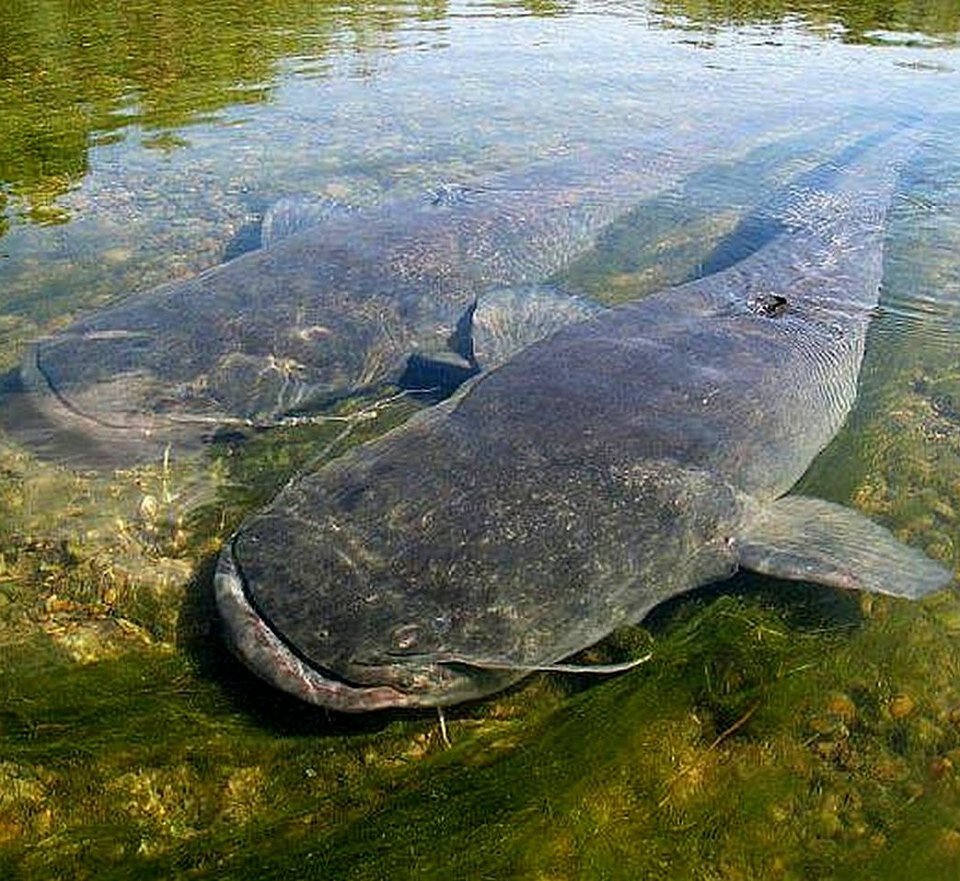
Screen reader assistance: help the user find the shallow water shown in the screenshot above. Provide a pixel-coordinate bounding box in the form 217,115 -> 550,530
1,1 -> 960,878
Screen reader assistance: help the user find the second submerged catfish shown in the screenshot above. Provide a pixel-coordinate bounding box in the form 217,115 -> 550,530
15,124 -> 780,464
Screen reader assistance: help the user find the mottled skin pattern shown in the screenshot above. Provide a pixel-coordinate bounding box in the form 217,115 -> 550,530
216,127 -> 952,711
18,132 -> 735,463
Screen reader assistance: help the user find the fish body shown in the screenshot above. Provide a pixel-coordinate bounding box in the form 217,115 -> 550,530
215,125 -> 953,711
14,132 -> 740,463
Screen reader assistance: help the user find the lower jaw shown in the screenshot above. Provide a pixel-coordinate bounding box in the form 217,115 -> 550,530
10,355 -> 180,467
213,542 -> 415,712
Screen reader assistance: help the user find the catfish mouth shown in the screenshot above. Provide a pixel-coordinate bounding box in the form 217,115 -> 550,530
24,340 -> 150,433
0,360 -> 132,469
214,541 -> 424,713
12,342 -> 224,466
8,343 -> 170,466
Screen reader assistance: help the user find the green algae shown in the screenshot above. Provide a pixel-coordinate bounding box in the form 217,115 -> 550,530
657,0 -> 960,45
6,581 -> 958,880
0,0 -> 423,229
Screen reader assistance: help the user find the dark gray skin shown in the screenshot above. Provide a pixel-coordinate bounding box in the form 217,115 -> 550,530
215,125 -> 954,711
13,128 -> 757,465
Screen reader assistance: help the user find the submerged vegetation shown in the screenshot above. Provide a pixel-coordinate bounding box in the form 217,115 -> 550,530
0,0 -> 422,226
3,525 -> 960,879
657,0 -> 960,45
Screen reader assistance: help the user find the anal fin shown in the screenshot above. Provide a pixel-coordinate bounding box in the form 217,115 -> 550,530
738,495 -> 953,599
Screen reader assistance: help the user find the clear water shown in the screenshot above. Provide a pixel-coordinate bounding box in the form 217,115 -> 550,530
1,1 -> 959,878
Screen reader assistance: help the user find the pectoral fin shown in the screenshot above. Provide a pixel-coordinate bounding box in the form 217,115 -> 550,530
260,195 -> 355,248
738,496 -> 953,599
471,284 -> 604,369
399,286 -> 604,398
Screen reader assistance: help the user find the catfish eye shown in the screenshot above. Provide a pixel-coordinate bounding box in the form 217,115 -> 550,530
749,293 -> 788,317
391,623 -> 424,652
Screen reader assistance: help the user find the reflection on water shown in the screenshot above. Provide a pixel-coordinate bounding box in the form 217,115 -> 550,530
0,0 -> 959,878
0,0 -> 434,223
0,0 -> 957,229
657,0 -> 960,44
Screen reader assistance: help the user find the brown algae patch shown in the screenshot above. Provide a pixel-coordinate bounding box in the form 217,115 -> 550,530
39,607 -> 160,665
0,446 -> 212,653
0,762 -> 52,846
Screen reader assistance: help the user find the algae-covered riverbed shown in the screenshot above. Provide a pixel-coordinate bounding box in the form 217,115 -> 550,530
2,1 -> 960,878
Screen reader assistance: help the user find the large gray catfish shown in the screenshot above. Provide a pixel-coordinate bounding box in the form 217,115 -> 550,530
215,125 -> 953,711
10,124 -> 779,464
